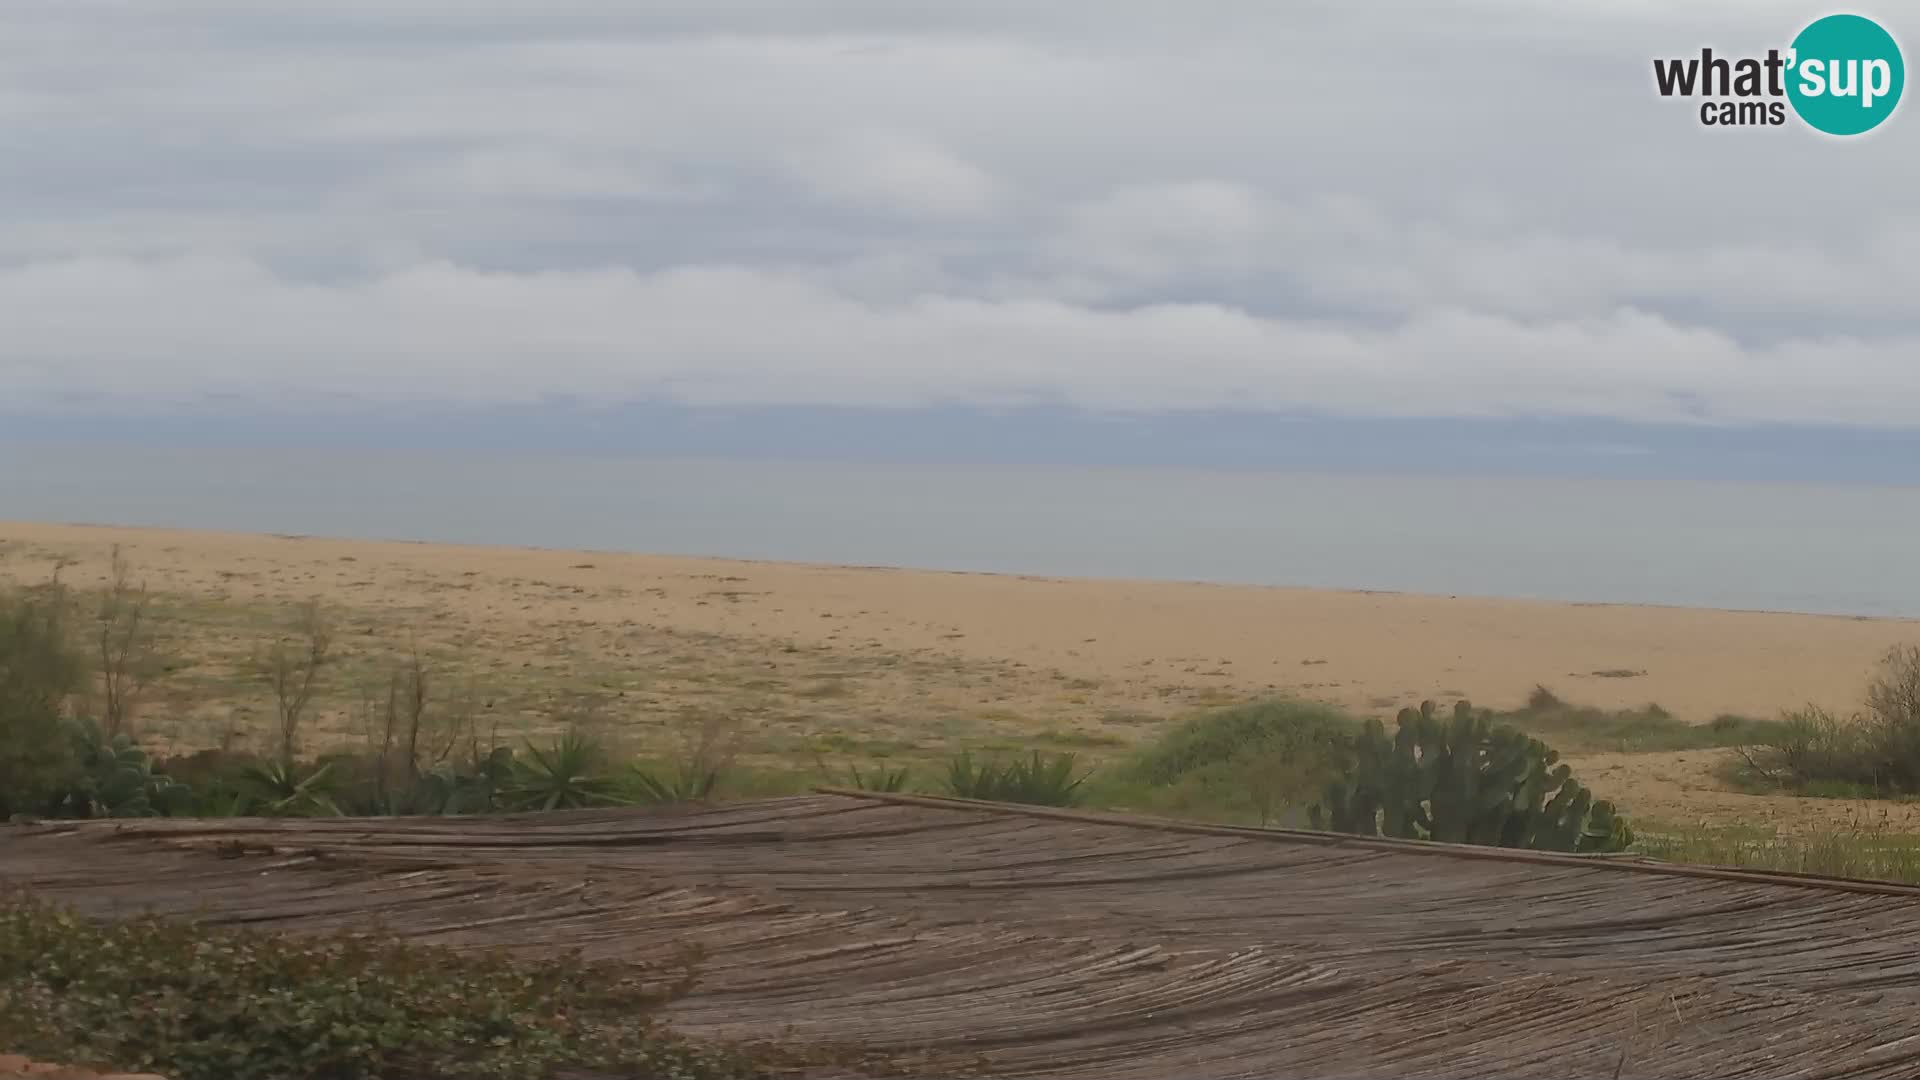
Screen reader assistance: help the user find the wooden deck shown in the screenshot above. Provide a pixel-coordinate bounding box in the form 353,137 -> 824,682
7,791 -> 1920,1078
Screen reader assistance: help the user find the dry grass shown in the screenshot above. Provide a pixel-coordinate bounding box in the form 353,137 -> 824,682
0,535 -> 1193,771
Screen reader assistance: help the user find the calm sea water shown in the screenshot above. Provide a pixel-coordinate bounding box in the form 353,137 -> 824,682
3,446 -> 1918,618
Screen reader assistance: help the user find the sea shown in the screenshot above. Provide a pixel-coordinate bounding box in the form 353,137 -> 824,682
2,445 -> 1918,619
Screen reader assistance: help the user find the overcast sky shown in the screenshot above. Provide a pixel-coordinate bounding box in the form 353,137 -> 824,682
3,1 -> 1918,435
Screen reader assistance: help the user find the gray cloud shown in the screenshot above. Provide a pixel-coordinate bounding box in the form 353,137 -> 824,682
2,1 -> 1917,426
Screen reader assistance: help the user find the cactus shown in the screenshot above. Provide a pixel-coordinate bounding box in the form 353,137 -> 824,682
1309,699 -> 1632,854
56,720 -> 191,818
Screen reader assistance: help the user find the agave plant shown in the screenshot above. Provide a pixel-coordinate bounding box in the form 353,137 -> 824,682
629,713 -> 746,806
627,762 -> 720,805
1002,750 -> 1090,806
946,750 -> 1088,807
810,752 -> 910,795
945,752 -> 1000,800
846,762 -> 911,793
240,759 -> 342,817
503,732 -> 626,811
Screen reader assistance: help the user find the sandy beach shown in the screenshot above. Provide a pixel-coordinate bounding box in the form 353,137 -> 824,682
5,519 -> 1918,828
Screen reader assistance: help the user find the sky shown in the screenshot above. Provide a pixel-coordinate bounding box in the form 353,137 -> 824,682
3,1 -> 1919,474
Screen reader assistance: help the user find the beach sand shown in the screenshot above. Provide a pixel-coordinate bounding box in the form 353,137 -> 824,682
4,519 -> 1917,829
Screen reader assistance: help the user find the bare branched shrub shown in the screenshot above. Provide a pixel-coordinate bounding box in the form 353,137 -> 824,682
0,577 -> 87,817
359,646 -> 485,806
257,600 -> 333,767
1866,645 -> 1920,788
1744,646 -> 1920,794
94,546 -> 165,740
1737,706 -> 1866,788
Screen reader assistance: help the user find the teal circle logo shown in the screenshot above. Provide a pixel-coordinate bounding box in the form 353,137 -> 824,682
1787,14 -> 1904,135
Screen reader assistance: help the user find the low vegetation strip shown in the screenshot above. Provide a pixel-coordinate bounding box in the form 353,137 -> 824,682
10,797 -> 1920,1078
0,1054 -> 165,1080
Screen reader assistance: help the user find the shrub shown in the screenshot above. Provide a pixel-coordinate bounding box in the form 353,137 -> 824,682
1739,646 -> 1920,795
252,599 -> 333,768
1865,644 -> 1920,789
1101,700 -> 1359,825
0,895 -> 751,1080
1310,700 -> 1632,853
0,582 -> 87,818
1123,700 -> 1358,788
1504,688 -> 1783,754
91,547 -> 167,741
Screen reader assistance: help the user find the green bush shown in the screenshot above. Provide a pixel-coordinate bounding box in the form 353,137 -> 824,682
0,895 -> 752,1080
1311,700 -> 1632,853
1094,701 -> 1358,825
1123,700 -> 1358,788
0,583 -> 87,818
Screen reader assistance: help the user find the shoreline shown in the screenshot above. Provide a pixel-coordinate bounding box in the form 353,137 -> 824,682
12,517 -> 1919,626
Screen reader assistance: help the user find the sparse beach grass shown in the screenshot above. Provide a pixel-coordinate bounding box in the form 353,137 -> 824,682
6,520 -> 1920,840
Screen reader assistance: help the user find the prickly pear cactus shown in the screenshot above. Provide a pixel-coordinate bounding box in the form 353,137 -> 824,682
57,722 -> 188,818
1309,699 -> 1632,854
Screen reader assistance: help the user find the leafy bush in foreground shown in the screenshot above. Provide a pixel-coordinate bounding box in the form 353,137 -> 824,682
0,895 -> 752,1080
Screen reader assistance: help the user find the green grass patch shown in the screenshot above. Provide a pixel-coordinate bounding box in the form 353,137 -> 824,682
1631,822 -> 1920,884
1029,728 -> 1127,749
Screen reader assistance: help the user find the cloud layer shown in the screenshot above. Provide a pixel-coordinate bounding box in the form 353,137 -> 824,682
3,1 -> 1917,426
